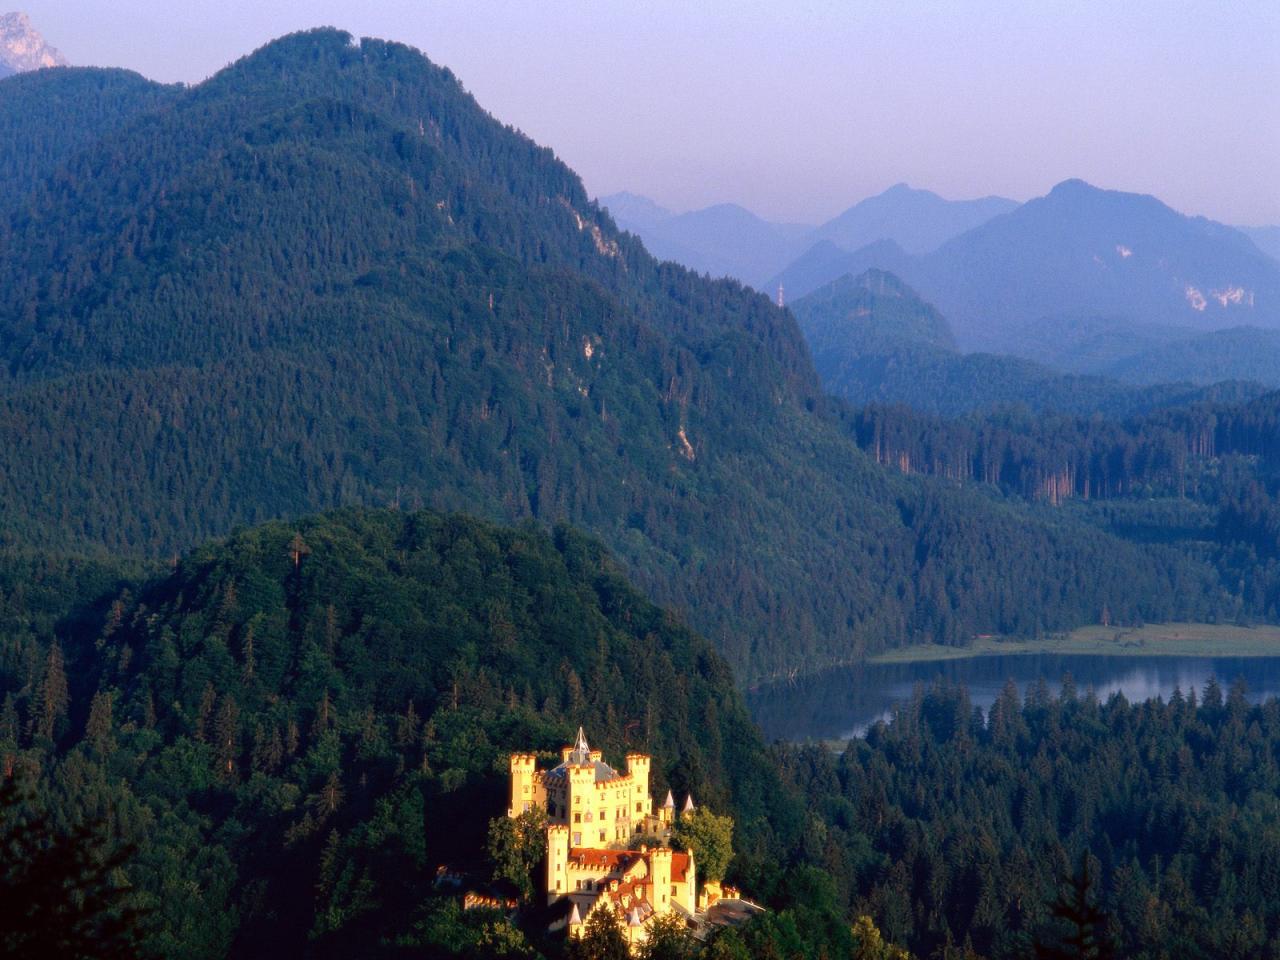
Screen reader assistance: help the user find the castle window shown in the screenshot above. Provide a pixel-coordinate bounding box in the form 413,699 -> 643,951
573,833 -> 582,845
636,802 -> 642,812
574,813 -> 581,824
599,830 -> 606,842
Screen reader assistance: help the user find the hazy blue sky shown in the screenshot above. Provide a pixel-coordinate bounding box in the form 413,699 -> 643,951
21,0 -> 1280,224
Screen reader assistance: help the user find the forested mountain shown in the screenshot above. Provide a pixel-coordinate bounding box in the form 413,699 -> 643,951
6,509 -> 1280,957
794,269 -> 957,352
0,29 -> 1235,681
0,509 -> 806,957
1099,326 -> 1280,387
790,269 -> 1268,416
806,183 -> 1017,255
773,180 -> 1280,353
0,66 -> 180,198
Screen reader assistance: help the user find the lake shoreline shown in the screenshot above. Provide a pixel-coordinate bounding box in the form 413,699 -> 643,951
869,623 -> 1280,665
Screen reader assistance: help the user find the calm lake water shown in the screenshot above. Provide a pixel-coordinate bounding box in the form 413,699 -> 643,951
746,654 -> 1280,742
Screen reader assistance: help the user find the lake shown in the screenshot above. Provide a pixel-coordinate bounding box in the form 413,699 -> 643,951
746,653 -> 1280,742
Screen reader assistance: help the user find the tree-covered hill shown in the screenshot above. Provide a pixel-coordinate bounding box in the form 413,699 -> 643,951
0,509 -> 804,957
0,29 -> 1256,680
0,66 -> 180,202
6,510 -> 1280,958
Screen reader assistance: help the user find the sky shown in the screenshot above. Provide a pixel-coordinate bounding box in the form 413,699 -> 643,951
20,0 -> 1280,225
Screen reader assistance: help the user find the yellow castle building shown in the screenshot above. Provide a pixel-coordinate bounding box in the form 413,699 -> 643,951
509,727 -> 664,846
508,728 -> 716,949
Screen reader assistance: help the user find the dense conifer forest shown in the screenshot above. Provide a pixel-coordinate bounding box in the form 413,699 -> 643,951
6,510 -> 1280,958
847,391 -> 1280,617
5,26 -> 1280,960
0,29 -> 1265,683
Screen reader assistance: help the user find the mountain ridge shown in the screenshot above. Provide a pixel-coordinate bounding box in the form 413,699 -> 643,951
603,183 -> 1017,288
790,268 -> 1270,415
773,179 -> 1280,354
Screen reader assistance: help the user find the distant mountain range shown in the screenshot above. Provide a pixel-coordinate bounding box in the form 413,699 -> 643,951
0,11 -> 65,76
601,183 -> 1016,287
618,202 -> 813,288
790,268 -> 1271,416
772,180 -> 1280,354
806,183 -> 1018,255
607,179 -> 1280,382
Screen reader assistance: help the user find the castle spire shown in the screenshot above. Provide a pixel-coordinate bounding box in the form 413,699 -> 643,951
571,726 -> 590,764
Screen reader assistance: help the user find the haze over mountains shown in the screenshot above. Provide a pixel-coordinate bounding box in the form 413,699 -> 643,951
603,182 -> 1017,288
790,269 -> 1271,416
608,179 -> 1280,387
773,179 -> 1280,348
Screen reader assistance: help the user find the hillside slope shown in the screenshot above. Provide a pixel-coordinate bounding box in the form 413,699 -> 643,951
0,508 -> 800,957
0,30 -> 1243,680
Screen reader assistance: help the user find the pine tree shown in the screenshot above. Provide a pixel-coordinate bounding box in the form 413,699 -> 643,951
194,682 -> 216,742
1035,855 -> 1113,960
214,696 -> 239,782
84,690 -> 115,754
35,641 -> 69,742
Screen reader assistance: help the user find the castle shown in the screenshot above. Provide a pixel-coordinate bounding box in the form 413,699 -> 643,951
508,728 -> 747,949
509,727 -> 670,846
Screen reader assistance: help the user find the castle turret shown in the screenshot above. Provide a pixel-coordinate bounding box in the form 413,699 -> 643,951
681,792 -> 696,820
650,845 -> 673,911
546,824 -> 570,903
659,789 -> 675,825
626,753 -> 652,818
508,753 -> 538,817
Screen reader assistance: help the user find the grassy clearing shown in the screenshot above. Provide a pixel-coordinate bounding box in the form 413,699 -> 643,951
869,623 -> 1280,664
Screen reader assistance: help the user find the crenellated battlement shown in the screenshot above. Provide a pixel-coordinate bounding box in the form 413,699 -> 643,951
508,728 -> 655,846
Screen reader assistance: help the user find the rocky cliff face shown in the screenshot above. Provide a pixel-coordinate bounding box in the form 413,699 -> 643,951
0,12 -> 67,74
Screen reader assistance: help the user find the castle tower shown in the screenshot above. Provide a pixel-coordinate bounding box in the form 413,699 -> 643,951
546,824 -> 570,903
650,845 -> 673,911
626,753 -> 651,819
508,753 -> 537,817
568,761 -> 596,844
